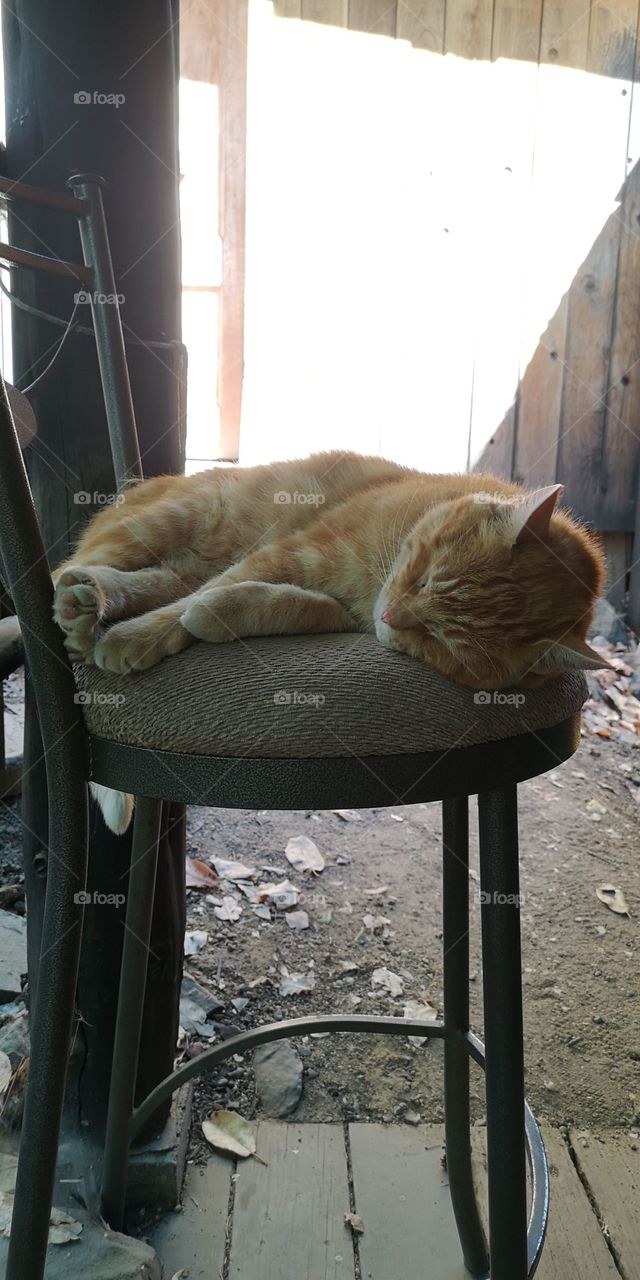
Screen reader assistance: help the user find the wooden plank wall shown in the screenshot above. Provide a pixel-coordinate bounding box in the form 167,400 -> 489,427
272,0 -> 640,620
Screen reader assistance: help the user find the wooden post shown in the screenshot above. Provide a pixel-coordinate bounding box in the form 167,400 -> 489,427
2,0 -> 186,1139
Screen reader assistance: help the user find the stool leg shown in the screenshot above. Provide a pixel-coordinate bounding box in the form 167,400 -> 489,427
478,785 -> 528,1280
6,784 -> 88,1280
101,795 -> 162,1231
443,796 -> 489,1276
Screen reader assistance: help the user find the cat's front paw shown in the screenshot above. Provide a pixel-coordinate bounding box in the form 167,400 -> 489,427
53,567 -> 104,661
93,612 -> 192,674
181,586 -> 241,643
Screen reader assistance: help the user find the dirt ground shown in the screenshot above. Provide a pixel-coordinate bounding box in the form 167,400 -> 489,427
1,668 -> 639,1148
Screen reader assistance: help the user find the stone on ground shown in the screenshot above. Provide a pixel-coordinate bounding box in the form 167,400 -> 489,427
254,1041 -> 303,1117
0,1213 -> 160,1279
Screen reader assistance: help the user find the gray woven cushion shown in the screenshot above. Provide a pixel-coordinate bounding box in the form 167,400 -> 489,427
73,633 -> 587,758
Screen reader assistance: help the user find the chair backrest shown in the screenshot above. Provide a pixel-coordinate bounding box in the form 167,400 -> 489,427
0,173 -> 146,773
0,370 -> 88,772
0,172 -> 142,492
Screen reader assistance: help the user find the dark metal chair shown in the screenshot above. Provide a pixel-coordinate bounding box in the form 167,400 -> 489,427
0,178 -> 586,1280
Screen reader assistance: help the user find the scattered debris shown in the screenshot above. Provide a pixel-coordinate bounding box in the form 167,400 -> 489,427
185,857 -> 219,891
213,896 -> 243,924
279,967 -> 315,997
285,836 -> 325,875
344,1212 -> 365,1234
184,929 -> 208,956
372,968 -> 404,997
403,998 -> 439,1046
404,1109 -> 421,1126
258,880 -> 299,910
586,799 -> 607,815
252,904 -> 272,922
285,910 -> 310,932
332,809 -> 362,822
236,881 -> 260,903
179,975 -> 223,1038
365,885 -> 389,897
362,913 -> 393,939
0,1052 -> 11,1096
0,1196 -> 83,1245
583,635 -> 640,743
202,1110 -> 266,1164
211,857 -> 256,882
389,813 -> 404,822
596,884 -> 630,916
0,910 -> 26,1003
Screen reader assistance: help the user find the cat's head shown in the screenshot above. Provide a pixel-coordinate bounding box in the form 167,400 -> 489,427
374,484 -> 608,688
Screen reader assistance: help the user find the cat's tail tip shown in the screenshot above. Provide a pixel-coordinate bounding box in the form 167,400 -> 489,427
90,783 -> 135,835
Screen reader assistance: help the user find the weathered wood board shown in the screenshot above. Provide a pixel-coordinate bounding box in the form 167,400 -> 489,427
228,1122 -> 356,1279
348,0 -> 396,36
472,1122 -> 620,1279
152,1156 -> 230,1279
396,0 -> 445,51
572,1128 -> 640,1280
350,1123 -> 469,1279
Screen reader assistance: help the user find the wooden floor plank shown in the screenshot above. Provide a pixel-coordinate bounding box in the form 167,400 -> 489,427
571,1128 -> 640,1280
350,1123 -> 468,1280
228,1121 -> 355,1280
473,1122 -> 618,1280
152,1156 -> 230,1280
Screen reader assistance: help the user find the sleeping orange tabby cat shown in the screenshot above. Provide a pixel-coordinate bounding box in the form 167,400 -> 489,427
52,451 -> 605,830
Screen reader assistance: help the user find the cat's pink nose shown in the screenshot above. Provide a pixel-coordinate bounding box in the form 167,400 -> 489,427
381,606 -> 397,627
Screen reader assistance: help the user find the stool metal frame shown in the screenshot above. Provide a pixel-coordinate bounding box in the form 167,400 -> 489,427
0,175 -> 573,1280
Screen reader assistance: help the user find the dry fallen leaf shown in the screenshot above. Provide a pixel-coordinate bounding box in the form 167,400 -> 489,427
372,967 -> 404,997
185,857 -> 219,891
596,884 -> 630,916
344,1212 -> 365,1234
48,1209 -> 83,1245
202,1110 -> 267,1164
285,836 -> 325,874
211,857 -> 256,881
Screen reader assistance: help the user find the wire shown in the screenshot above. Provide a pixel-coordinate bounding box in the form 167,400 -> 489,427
0,274 -> 180,350
19,299 -> 81,396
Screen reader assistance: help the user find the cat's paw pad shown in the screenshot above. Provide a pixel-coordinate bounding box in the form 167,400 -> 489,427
53,567 -> 104,634
94,615 -> 190,674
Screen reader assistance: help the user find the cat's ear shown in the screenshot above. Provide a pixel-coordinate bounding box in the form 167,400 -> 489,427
529,633 -> 613,675
511,484 -> 564,545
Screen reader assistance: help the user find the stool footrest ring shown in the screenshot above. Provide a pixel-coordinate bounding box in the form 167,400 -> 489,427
127,1014 -> 548,1277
